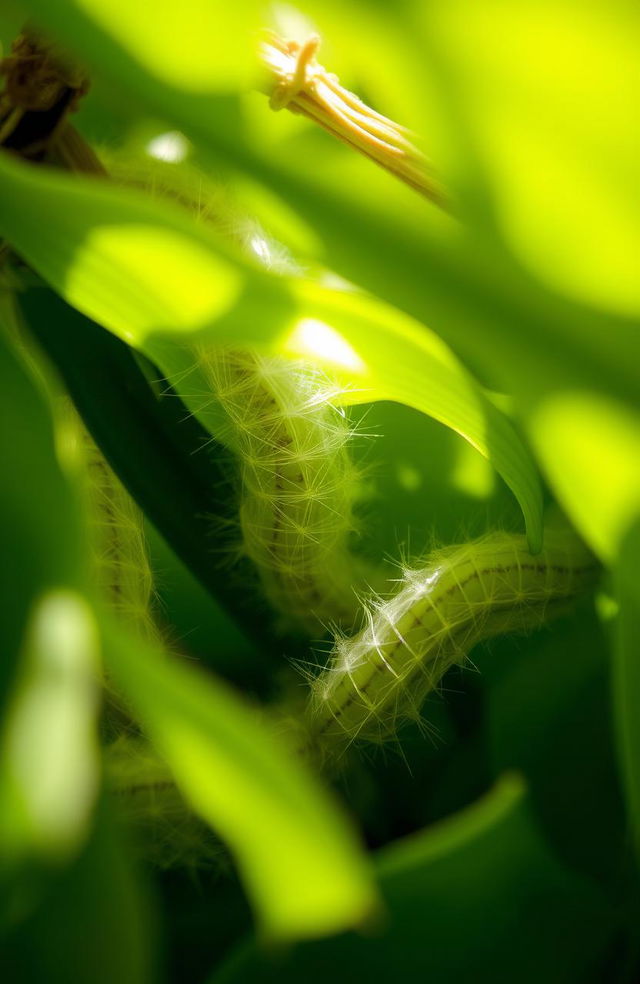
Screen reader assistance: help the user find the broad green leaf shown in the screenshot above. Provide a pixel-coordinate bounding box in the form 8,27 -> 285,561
102,619 -> 379,941
614,521 -> 640,856
212,775 -> 614,983
0,152 -> 543,549
0,591 -> 100,872
407,2 -> 640,563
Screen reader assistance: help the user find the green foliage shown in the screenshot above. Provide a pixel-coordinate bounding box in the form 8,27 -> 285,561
0,1 -> 638,982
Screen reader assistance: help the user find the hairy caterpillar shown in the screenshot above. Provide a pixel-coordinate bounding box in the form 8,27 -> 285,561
98,152 -> 370,633
197,348 -> 367,632
68,410 -> 160,644
106,736 -> 222,869
306,528 -> 599,751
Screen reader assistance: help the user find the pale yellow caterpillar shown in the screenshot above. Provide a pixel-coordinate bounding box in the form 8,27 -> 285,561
305,527 -> 600,752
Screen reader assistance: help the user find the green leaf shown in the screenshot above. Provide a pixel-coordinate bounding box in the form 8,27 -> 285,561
212,775 -> 614,984
279,282 -> 543,550
21,0 -> 640,564
0,151 -> 543,549
102,619 -> 379,942
17,1 -> 638,395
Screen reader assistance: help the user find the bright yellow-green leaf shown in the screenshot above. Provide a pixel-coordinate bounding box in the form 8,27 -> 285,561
0,151 -> 543,549
18,0 -> 639,390
65,223 -> 242,343
103,620 -> 379,941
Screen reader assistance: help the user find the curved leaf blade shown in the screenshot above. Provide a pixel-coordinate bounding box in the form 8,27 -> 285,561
0,152 -> 543,548
102,619 -> 379,942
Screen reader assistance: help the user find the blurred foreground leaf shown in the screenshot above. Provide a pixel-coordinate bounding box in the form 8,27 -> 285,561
102,620 -> 379,942
0,329 -> 103,930
419,0 -> 639,317
528,391 -> 640,563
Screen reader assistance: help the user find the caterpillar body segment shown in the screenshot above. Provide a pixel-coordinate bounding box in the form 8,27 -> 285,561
74,420 -> 160,644
308,529 -> 600,748
106,736 -> 222,869
198,347 -> 367,633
